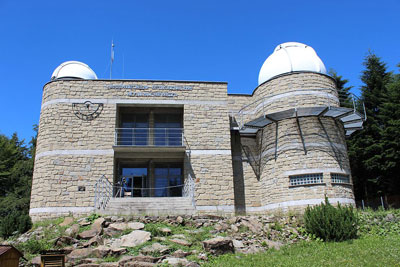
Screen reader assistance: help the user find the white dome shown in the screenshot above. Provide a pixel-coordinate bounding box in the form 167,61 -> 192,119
258,42 -> 327,85
51,61 -> 98,81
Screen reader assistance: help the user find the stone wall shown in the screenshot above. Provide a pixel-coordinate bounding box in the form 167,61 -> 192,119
31,79 -> 235,220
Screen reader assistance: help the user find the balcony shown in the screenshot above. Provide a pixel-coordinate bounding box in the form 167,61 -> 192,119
113,128 -> 186,154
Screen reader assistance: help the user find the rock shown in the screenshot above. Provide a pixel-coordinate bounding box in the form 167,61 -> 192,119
104,227 -> 121,237
93,245 -> 112,257
118,255 -> 134,266
100,263 -> 119,267
186,262 -> 201,267
263,240 -> 284,250
112,230 -> 151,247
80,220 -> 91,227
67,248 -> 94,261
176,216 -> 184,224
140,242 -> 170,255
162,257 -> 189,266
109,222 -> 145,231
30,255 -> 41,266
197,253 -> 208,261
54,236 -> 78,247
241,218 -> 263,233
83,235 -> 104,247
170,238 -> 192,247
385,213 -> 395,222
65,224 -> 80,237
131,255 -> 159,263
124,262 -> 155,267
202,236 -> 234,255
232,239 -> 244,248
80,258 -> 99,264
160,227 -> 172,235
242,245 -> 265,254
231,224 -> 239,233
60,217 -> 74,227
79,229 -> 100,240
91,217 -> 106,232
75,264 -> 100,267
171,249 -> 191,258
111,247 -> 127,255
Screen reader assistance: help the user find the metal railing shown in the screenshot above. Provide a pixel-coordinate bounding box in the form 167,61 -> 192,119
94,175 -> 113,210
115,128 -> 184,147
94,174 -> 196,210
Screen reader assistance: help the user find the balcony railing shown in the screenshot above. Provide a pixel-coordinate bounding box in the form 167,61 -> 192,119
115,128 -> 184,147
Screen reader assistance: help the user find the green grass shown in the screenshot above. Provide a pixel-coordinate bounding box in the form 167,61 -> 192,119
205,234 -> 400,267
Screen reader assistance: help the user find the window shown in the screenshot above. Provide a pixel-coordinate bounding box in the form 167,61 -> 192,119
154,164 -> 183,197
119,113 -> 149,146
154,114 -> 183,146
289,173 -> 323,186
331,173 -> 350,184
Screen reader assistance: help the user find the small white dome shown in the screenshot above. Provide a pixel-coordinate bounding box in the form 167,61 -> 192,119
258,42 -> 327,85
51,61 -> 98,81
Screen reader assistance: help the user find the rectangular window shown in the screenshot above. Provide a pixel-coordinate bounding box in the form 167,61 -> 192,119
154,113 -> 183,146
119,113 -> 149,146
154,164 -> 183,197
289,173 -> 323,186
331,173 -> 350,184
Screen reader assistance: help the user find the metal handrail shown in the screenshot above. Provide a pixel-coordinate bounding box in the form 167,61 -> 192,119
115,128 -> 184,147
94,175 -> 113,210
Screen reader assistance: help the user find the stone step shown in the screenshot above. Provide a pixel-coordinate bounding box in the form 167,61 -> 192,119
99,196 -> 195,216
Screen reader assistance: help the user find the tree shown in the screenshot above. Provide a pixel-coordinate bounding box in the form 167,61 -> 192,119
347,52 -> 391,200
329,69 -> 353,108
0,127 -> 37,238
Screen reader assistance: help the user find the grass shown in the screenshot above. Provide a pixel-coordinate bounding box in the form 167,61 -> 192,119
205,234 -> 400,267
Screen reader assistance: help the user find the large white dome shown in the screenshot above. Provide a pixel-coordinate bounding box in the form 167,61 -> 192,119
51,61 -> 98,81
258,42 -> 327,85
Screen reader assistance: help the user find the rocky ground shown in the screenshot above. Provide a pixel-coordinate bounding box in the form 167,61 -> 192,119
9,214 -> 310,266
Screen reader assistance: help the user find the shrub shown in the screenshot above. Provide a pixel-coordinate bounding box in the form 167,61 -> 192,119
304,196 -> 358,241
0,211 -> 32,239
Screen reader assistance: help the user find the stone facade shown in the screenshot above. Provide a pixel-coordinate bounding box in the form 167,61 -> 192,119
30,71 -> 356,221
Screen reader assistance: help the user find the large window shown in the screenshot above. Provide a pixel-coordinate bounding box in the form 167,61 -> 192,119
331,173 -> 350,184
154,164 -> 183,197
154,114 -> 183,146
119,113 -> 149,146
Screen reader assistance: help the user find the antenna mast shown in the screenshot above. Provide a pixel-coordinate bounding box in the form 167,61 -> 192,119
110,40 -> 115,79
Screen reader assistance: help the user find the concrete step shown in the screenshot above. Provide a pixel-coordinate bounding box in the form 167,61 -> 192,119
99,197 -> 195,216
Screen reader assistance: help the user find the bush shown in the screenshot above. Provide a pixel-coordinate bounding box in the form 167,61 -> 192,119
0,211 -> 32,239
304,197 -> 358,241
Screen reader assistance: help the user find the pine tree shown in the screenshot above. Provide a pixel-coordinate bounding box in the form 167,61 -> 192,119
329,69 -> 353,108
347,52 -> 391,200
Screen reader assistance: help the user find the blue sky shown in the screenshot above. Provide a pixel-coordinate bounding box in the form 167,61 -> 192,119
0,0 -> 399,143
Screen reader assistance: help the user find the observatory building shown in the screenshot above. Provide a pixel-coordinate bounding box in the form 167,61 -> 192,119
30,42 -> 365,221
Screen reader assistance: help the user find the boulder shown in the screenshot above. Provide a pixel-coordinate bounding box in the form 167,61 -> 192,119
65,224 -> 80,237
202,236 -> 234,255
60,217 -> 74,227
67,248 -> 94,261
232,239 -> 244,249
75,264 -> 100,267
93,245 -> 112,258
82,235 -> 104,247
140,242 -> 170,255
124,262 -> 155,267
160,227 -> 172,235
112,230 -> 151,248
111,247 -> 127,255
117,256 -> 134,266
79,229 -> 100,240
91,217 -> 106,232
176,216 -> 184,225
170,238 -> 192,247
100,263 -> 119,267
162,257 -> 189,266
54,236 -> 78,247
263,239 -> 284,250
171,249 -> 191,258
109,222 -> 145,231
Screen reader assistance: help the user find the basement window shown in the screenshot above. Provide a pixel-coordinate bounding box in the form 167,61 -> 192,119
289,173 -> 323,186
331,173 -> 350,184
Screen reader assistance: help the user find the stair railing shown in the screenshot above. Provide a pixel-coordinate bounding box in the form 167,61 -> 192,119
94,175 -> 113,210
183,174 -> 196,207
